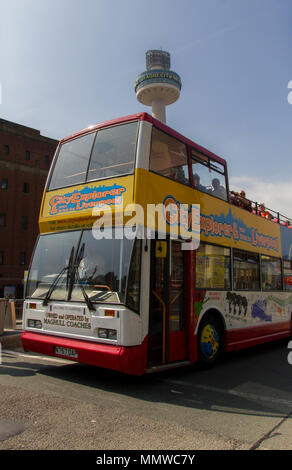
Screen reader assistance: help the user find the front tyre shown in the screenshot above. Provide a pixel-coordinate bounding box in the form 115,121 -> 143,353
198,315 -> 224,366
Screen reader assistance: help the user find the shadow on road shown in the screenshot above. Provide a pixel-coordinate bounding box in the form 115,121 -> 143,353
1,339 -> 292,419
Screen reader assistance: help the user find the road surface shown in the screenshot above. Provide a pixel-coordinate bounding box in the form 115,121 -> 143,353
0,338 -> 292,450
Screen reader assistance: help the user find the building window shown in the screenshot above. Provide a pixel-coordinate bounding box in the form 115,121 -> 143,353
21,216 -> 28,230
3,145 -> 9,155
25,150 -> 30,161
23,182 -> 30,193
20,252 -> 26,266
1,178 -> 8,190
0,252 -> 3,265
0,214 -> 6,227
233,250 -> 260,290
195,242 -> 231,289
261,255 -> 282,290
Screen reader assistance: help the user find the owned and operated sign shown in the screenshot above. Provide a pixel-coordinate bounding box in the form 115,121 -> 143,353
44,312 -> 91,330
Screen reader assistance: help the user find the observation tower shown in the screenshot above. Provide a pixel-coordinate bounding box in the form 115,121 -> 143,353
134,50 -> 182,124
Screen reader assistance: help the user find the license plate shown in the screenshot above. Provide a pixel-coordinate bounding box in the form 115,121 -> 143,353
55,347 -> 78,359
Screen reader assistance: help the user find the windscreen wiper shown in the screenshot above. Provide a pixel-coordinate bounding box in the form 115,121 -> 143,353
66,246 -> 75,290
68,243 -> 96,312
74,269 -> 96,312
43,246 -> 75,306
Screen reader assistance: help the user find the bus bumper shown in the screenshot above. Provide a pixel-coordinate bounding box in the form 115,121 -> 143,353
21,331 -> 148,376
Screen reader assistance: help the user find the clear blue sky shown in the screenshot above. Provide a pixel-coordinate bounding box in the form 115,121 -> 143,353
1,0 -> 292,214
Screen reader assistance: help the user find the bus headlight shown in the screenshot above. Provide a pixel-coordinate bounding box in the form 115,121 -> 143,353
97,328 -> 117,340
97,328 -> 108,339
27,319 -> 42,329
107,329 -> 117,340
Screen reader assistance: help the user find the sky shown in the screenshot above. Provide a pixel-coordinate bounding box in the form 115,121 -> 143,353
1,0 -> 292,215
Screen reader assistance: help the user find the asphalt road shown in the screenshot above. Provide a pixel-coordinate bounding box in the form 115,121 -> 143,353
0,338 -> 292,450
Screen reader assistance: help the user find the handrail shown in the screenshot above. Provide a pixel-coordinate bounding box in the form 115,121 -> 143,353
171,289 -> 183,305
229,190 -> 292,226
153,290 -> 166,364
93,284 -> 111,291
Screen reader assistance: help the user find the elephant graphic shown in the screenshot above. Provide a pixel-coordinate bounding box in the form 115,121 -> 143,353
226,292 -> 248,316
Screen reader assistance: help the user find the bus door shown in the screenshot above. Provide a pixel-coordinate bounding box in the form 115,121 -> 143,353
148,239 -> 187,366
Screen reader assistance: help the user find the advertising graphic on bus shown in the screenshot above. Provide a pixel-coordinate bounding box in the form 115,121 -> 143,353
21,112 -> 292,375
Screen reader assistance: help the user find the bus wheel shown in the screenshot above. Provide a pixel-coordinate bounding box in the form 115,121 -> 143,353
198,315 -> 224,366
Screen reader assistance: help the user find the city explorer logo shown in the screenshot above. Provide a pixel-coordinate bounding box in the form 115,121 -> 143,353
49,184 -> 126,215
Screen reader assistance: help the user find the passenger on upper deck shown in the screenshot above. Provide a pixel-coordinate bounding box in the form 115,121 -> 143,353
239,190 -> 252,212
282,219 -> 292,227
211,178 -> 226,200
258,203 -> 273,220
230,190 -> 252,212
193,173 -> 205,192
171,165 -> 188,184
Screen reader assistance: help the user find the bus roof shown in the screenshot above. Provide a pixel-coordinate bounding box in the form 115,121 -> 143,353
60,112 -> 227,169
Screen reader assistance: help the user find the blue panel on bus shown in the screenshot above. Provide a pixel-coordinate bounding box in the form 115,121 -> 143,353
280,225 -> 292,260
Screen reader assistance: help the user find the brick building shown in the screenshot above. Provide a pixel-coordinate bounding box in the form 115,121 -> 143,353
0,119 -> 58,298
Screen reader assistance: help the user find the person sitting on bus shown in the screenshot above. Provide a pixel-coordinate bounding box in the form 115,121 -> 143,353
229,191 -> 240,206
171,165 -> 187,184
193,173 -> 205,192
258,203 -> 273,220
78,250 -> 106,285
238,190 -> 252,212
282,219 -> 292,227
230,190 -> 252,212
211,178 -> 226,199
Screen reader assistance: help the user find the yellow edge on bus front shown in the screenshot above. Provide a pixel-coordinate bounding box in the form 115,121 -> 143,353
39,175 -> 135,233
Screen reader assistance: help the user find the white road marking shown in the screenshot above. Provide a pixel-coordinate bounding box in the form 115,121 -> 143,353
162,379 -> 292,408
2,350 -> 74,365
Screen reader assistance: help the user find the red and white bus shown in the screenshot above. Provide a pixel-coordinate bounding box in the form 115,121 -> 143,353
21,113 -> 292,374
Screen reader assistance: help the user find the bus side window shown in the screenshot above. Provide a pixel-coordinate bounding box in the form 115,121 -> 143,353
150,127 -> 190,186
195,243 -> 231,289
261,255 -> 282,291
233,250 -> 260,290
284,260 -> 292,291
191,149 -> 227,201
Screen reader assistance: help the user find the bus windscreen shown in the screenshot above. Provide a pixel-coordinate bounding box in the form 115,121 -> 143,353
48,122 -> 138,190
26,229 -> 136,305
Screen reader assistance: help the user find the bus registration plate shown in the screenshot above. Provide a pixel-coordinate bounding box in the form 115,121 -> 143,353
55,347 -> 78,359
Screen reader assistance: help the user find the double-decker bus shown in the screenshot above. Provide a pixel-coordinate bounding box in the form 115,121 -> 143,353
21,112 -> 292,375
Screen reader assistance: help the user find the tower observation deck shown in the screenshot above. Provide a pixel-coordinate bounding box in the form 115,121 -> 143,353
134,50 -> 182,124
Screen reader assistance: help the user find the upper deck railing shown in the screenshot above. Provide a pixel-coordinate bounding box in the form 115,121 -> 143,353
230,191 -> 292,227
